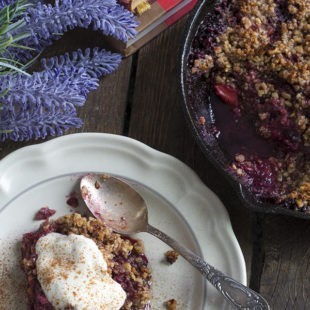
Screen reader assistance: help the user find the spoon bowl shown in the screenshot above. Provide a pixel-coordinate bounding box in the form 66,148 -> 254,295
80,173 -> 270,310
80,174 -> 148,234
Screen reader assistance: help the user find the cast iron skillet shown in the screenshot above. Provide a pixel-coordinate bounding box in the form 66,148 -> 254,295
180,0 -> 309,219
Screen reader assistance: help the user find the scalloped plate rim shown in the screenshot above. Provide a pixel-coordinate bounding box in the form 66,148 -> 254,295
0,133 -> 246,309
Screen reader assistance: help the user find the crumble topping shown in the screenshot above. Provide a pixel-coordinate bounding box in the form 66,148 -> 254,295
189,0 -> 309,210
21,213 -> 152,309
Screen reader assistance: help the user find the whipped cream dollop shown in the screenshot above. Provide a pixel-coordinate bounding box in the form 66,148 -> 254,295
35,232 -> 126,310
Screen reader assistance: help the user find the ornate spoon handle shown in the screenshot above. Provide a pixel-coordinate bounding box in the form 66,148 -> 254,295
147,224 -> 270,309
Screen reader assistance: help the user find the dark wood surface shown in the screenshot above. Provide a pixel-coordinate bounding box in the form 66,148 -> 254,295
1,14 -> 309,310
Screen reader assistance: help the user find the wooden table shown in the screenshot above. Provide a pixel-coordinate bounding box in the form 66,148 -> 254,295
1,14 -> 309,310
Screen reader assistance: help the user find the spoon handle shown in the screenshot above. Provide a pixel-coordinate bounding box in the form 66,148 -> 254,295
147,224 -> 269,309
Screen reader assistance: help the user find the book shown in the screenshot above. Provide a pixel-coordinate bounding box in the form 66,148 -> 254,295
117,0 -> 152,15
111,0 -> 198,56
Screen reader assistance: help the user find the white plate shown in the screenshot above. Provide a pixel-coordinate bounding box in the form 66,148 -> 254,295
0,133 -> 246,309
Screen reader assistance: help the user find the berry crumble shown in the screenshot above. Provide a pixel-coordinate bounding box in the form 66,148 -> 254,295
21,213 -> 152,309
188,0 -> 309,211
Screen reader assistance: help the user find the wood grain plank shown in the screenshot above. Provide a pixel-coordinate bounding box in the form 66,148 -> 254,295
77,56 -> 132,134
260,215 -> 310,310
128,17 -> 254,284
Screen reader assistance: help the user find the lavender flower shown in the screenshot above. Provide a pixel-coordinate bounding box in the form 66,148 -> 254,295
15,0 -> 138,57
0,67 -> 90,140
0,0 -> 17,9
0,0 -> 38,9
41,47 -> 122,79
0,0 -> 135,141
0,47 -> 121,141
1,67 -> 98,112
0,105 -> 83,141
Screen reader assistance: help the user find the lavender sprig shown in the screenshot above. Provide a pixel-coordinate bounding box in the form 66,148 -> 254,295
0,105 -> 82,141
41,47 -> 122,79
0,66 -> 98,113
0,67 -> 88,140
1,47 -> 119,114
0,0 -> 135,141
0,0 -> 35,75
0,0 -> 38,10
18,0 -> 137,54
0,47 -> 121,141
0,0 -> 17,9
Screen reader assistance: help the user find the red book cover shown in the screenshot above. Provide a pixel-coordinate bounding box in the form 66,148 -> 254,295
110,0 -> 198,56
157,0 -> 184,11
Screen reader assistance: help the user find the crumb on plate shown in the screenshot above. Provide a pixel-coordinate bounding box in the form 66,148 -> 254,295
165,298 -> 177,310
165,250 -> 179,264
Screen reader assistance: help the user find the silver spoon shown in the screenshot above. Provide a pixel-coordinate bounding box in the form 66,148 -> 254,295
80,174 -> 270,310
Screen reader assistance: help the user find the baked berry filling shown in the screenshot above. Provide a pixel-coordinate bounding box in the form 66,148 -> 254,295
21,213 -> 152,309
187,0 -> 309,210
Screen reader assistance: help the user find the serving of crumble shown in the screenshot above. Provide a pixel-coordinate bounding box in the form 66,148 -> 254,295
21,213 -> 152,309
